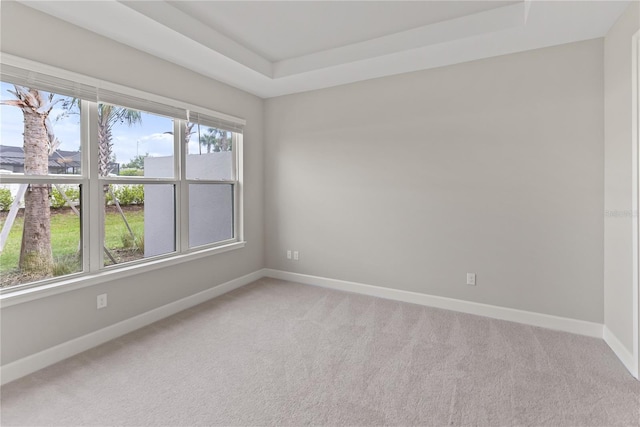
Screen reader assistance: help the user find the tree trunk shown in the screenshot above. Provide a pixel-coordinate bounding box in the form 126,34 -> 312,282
19,105 -> 53,275
98,122 -> 112,177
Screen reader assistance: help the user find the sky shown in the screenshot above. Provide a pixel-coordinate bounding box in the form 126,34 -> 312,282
0,82 -> 205,165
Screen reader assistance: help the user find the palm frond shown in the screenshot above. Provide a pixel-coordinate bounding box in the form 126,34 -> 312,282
44,117 -> 56,145
0,99 -> 26,108
36,97 -> 63,115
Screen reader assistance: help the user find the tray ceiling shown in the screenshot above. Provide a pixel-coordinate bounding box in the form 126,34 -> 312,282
18,1 -> 632,98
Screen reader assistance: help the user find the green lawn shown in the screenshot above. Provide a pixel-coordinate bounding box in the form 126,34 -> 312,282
0,207 -> 144,276
104,208 -> 144,250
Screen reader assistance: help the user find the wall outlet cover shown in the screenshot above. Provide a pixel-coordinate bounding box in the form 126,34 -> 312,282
466,273 -> 476,286
97,294 -> 108,309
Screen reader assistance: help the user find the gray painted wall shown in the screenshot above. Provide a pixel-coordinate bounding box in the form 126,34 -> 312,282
265,39 -> 605,323
0,2 -> 264,365
604,2 -> 640,354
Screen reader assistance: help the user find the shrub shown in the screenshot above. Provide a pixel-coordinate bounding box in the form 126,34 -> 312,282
50,185 -> 80,209
113,185 -> 144,206
0,188 -> 14,211
131,185 -> 144,205
105,187 -> 113,206
119,169 -> 143,177
114,186 -> 134,206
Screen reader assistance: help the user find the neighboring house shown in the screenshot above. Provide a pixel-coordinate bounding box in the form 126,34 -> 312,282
0,145 -> 81,174
0,145 -> 118,175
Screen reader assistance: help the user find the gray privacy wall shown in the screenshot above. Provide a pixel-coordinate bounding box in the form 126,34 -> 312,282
0,2 -> 263,366
265,39 -> 605,323
143,156 -> 175,257
144,153 -> 233,257
604,2 -> 640,355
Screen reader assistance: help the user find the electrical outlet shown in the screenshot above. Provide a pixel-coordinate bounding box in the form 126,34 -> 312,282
287,250 -> 292,259
466,273 -> 476,286
97,293 -> 108,309
293,251 -> 299,261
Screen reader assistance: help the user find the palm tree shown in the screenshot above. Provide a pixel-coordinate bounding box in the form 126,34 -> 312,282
199,127 -> 231,153
217,129 -> 231,152
97,105 -> 142,261
199,127 -> 218,154
183,122 -> 195,146
1,86 -> 61,275
98,104 -> 142,177
58,100 -> 142,177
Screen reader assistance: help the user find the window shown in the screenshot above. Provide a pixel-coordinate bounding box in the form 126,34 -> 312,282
0,84 -> 85,288
0,58 -> 244,291
186,119 -> 238,248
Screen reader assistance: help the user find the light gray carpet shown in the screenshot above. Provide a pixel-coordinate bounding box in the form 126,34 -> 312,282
1,278 -> 639,426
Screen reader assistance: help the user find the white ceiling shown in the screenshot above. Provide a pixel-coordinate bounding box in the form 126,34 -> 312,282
165,1 -> 516,61
18,0 -> 632,99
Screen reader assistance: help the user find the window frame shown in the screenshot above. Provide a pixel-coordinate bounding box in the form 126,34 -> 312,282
0,54 -> 245,301
183,122 -> 241,251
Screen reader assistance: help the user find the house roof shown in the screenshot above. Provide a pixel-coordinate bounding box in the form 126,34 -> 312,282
0,145 -> 81,169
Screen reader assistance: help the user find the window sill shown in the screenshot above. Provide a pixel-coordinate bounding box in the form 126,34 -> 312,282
0,241 -> 246,308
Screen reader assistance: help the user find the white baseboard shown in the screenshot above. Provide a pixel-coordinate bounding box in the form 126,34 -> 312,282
5,267 -> 636,386
1,269 -> 266,386
263,269 -> 604,338
603,326 -> 639,379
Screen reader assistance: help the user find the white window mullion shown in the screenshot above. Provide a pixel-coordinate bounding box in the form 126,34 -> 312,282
178,121 -> 189,251
235,133 -> 244,242
173,119 -> 183,252
86,102 -> 102,272
80,100 -> 92,274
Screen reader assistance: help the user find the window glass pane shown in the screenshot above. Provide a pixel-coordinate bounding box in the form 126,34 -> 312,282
188,184 -> 233,248
98,104 -> 174,178
103,183 -> 174,267
1,81 -> 82,175
185,123 -> 234,180
0,183 -> 82,288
